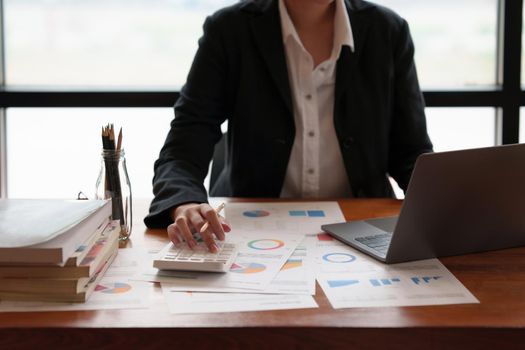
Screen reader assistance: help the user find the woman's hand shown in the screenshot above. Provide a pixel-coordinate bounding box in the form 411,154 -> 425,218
168,203 -> 231,252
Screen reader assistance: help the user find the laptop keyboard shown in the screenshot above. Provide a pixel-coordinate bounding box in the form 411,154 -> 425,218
355,233 -> 393,255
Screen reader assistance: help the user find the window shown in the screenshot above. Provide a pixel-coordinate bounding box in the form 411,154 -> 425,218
520,108 -> 525,143
5,0 -> 236,87
426,108 -> 496,152
374,0 -> 498,88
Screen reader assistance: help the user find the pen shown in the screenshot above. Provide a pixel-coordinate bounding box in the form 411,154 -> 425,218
199,202 -> 226,233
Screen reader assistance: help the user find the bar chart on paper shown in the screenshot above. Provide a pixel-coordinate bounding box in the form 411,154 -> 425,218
411,276 -> 442,285
281,259 -> 302,270
370,278 -> 401,287
289,210 -> 326,217
317,259 -> 479,309
327,280 -> 360,288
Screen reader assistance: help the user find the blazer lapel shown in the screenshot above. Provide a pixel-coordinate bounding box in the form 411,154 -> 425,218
335,3 -> 370,104
334,3 -> 371,132
249,0 -> 293,115
334,1 -> 372,194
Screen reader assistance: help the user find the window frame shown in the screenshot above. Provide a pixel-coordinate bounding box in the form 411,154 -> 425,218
0,0 -> 522,198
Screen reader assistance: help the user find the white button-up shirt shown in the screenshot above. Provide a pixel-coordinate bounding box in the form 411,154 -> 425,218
279,0 -> 354,198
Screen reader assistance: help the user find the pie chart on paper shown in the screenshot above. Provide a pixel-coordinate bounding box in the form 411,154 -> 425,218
248,239 -> 285,250
230,262 -> 266,274
281,259 -> 302,270
95,282 -> 132,294
243,210 -> 270,218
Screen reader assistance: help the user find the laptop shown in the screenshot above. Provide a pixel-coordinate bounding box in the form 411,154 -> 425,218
321,143 -> 525,263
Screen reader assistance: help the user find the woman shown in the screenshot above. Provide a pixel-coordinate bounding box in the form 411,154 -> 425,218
145,0 -> 433,252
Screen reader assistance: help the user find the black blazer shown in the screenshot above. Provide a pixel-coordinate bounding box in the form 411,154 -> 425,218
144,0 -> 433,228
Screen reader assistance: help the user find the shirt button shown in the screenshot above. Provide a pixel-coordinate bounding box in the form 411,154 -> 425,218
305,94 -> 312,100
320,67 -> 326,72
343,137 -> 355,149
308,131 -> 315,137
307,168 -> 315,175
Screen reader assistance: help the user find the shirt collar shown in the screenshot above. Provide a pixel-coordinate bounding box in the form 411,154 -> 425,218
278,0 -> 355,56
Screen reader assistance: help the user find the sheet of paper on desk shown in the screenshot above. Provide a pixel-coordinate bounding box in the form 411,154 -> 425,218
139,231 -> 304,291
0,249 -> 152,312
162,237 -> 316,295
161,287 -> 318,314
261,238 -> 316,295
313,242 -> 382,275
225,202 -> 345,234
0,277 -> 152,312
104,247 -> 145,278
315,243 -> 479,308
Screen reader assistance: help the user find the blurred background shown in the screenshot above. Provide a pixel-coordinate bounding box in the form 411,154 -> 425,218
2,0 -> 523,199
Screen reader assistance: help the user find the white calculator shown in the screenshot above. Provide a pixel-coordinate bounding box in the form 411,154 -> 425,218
153,241 -> 238,272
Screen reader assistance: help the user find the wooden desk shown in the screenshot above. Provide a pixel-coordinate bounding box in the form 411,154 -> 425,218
1,198 -> 525,350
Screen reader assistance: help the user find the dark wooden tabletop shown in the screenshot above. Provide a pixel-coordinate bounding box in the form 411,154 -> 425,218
1,198 -> 524,350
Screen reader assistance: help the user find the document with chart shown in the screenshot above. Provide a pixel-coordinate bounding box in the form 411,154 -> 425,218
0,249 -> 152,312
140,231 -> 304,291
225,202 -> 345,234
313,239 -> 479,308
162,237 -> 316,295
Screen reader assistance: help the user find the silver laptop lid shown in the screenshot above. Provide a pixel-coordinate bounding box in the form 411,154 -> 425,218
386,143 -> 525,263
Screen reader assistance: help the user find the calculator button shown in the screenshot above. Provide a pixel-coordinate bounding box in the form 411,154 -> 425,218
154,242 -> 238,272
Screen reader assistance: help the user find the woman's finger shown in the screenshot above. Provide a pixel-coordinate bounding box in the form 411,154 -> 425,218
167,223 -> 182,245
200,205 -> 226,241
175,216 -> 196,249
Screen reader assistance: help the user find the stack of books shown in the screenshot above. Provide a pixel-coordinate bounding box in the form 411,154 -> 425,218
0,199 -> 117,303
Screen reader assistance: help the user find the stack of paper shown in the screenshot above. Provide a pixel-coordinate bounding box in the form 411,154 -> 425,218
0,199 -> 118,303
0,248 -> 152,312
139,202 -> 347,314
310,232 -> 479,308
141,202 -> 478,314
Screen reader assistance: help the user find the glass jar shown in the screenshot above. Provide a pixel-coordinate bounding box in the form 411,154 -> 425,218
95,149 -> 132,240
